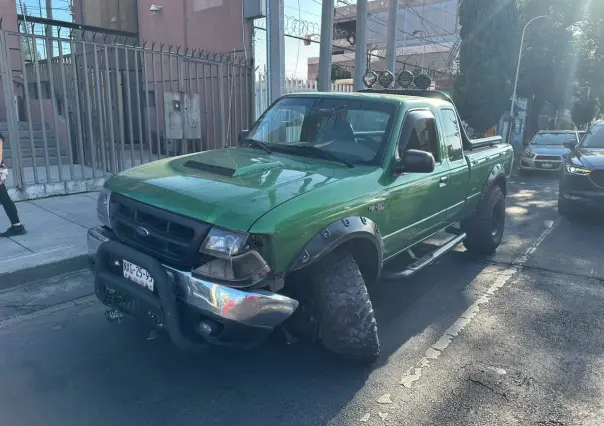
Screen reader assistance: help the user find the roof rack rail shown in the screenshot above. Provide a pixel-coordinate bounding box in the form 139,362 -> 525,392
356,89 -> 454,104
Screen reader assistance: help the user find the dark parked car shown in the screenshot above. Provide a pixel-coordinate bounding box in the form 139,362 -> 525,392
559,122 -> 604,214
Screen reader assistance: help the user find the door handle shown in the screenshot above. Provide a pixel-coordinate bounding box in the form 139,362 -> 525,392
440,176 -> 449,183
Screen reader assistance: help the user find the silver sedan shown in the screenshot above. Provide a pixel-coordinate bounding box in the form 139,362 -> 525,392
520,131 -> 579,173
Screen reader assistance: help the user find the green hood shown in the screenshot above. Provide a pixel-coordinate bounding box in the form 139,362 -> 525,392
105,147 -> 363,231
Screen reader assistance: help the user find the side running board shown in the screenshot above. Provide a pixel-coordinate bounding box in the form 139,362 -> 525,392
382,233 -> 467,281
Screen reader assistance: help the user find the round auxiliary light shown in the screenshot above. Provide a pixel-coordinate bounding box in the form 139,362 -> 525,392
362,70 -> 378,88
414,73 -> 432,90
397,70 -> 415,88
378,70 -> 395,88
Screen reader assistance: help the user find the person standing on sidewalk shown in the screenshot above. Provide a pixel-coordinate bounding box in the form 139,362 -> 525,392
0,132 -> 26,237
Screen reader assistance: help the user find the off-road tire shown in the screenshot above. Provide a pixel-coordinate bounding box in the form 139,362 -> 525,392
312,250 -> 380,365
462,185 -> 506,254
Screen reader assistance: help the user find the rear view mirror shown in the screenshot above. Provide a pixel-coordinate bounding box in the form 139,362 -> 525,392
238,130 -> 249,145
394,149 -> 435,174
563,140 -> 576,149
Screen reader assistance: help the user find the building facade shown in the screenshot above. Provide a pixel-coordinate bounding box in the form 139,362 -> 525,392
72,0 -> 252,56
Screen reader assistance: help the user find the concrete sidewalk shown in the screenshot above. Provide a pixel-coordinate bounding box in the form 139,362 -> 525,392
0,192 -> 98,289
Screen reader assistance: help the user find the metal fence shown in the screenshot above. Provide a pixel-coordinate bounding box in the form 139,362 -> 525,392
254,76 -> 353,120
0,27 -> 254,190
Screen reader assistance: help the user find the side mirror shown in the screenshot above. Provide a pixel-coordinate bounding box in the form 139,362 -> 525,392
563,140 -> 576,149
394,149 -> 436,174
238,130 -> 249,145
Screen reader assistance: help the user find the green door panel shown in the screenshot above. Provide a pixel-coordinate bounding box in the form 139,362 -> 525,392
382,162 -> 451,259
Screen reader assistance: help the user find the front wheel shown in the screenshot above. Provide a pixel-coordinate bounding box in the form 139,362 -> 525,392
558,198 -> 573,216
462,186 -> 506,254
312,250 -> 380,365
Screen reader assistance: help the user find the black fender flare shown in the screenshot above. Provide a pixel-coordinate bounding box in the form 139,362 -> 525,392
289,216 -> 384,280
483,163 -> 508,196
464,163 -> 507,226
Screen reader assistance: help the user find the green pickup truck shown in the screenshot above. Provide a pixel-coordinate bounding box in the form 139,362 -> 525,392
88,89 -> 513,364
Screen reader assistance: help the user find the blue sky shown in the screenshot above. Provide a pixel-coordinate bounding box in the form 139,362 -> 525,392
18,0 -> 72,22
255,0 -> 326,79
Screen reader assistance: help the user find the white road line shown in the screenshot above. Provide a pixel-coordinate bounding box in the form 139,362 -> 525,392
399,216 -> 563,389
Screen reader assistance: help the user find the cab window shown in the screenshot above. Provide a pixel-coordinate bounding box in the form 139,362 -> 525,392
400,110 -> 440,162
441,109 -> 464,162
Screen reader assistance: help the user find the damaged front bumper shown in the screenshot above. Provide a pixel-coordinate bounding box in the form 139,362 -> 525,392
87,226 -> 298,349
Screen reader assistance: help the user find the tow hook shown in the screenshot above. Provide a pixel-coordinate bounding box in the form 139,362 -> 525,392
105,308 -> 123,323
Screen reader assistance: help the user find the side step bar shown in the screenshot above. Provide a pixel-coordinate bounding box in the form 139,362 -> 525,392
382,233 -> 467,281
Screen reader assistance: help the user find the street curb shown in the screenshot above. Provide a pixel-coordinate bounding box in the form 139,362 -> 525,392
0,254 -> 89,292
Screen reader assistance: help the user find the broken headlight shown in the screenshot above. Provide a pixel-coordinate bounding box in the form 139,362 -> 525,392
97,188 -> 112,229
200,227 -> 248,258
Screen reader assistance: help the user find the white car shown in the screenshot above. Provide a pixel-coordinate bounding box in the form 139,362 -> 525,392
520,130 -> 580,173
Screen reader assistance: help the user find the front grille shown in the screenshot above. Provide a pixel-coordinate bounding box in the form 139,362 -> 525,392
589,170 -> 604,189
110,194 -> 211,267
534,161 -> 561,169
535,155 -> 562,161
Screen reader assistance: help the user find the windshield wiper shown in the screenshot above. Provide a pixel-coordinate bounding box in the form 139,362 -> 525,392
285,144 -> 355,168
242,138 -> 272,154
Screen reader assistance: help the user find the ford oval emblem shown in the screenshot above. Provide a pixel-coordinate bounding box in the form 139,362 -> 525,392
136,227 -> 150,237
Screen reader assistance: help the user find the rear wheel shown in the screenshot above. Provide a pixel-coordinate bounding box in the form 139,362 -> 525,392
462,186 -> 506,254
312,250 -> 380,365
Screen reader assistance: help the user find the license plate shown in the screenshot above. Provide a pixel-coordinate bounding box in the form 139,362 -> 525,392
542,163 -> 553,169
122,260 -> 154,291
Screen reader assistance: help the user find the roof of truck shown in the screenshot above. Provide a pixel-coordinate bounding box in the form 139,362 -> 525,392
283,90 -> 453,106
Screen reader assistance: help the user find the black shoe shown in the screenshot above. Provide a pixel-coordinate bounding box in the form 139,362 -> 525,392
1,225 -> 27,237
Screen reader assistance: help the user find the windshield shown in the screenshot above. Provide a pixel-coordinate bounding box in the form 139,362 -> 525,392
581,125 -> 604,148
530,133 -> 576,146
247,97 -> 397,166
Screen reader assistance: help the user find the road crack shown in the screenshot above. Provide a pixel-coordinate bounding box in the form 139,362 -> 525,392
468,377 -> 511,401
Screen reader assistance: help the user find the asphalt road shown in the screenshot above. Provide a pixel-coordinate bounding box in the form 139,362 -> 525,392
1,172 -> 603,426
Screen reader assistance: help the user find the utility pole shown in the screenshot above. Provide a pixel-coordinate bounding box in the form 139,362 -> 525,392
45,0 -> 53,59
266,0 -> 285,103
509,15 -> 548,143
386,0 -> 398,74
317,0 -> 334,92
354,0 -> 368,90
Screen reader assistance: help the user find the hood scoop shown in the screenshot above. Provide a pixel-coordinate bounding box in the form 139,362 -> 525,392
183,160 -> 235,177
183,159 -> 284,178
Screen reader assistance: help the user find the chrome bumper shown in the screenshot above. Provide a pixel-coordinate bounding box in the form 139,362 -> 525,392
87,226 -> 298,329
519,156 -> 563,171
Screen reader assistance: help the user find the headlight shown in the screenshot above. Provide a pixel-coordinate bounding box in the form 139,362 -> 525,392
97,188 -> 112,228
201,228 -> 248,257
522,150 -> 535,158
193,250 -> 270,286
564,164 -> 591,176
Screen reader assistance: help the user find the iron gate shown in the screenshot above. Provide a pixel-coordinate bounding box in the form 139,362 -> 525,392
0,27 -> 254,190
